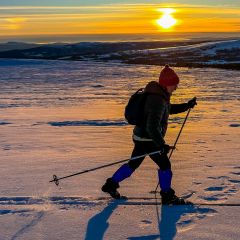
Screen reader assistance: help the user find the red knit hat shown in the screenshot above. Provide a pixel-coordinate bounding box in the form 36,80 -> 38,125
159,65 -> 179,87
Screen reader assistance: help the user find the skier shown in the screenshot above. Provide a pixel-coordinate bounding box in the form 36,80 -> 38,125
102,65 -> 197,204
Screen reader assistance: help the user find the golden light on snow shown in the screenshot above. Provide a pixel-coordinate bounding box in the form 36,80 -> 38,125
156,8 -> 178,30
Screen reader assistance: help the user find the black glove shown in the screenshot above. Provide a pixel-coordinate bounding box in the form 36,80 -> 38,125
188,97 -> 197,109
162,144 -> 171,154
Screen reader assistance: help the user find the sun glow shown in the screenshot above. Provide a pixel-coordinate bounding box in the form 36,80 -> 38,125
156,8 -> 177,30
0,4 -> 239,38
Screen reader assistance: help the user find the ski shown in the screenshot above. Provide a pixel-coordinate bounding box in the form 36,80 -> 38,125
97,197 -> 239,206
1,196 -> 238,206
98,198 -> 240,206
109,201 -> 240,206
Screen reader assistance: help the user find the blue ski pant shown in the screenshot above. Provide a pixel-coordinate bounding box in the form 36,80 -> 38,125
111,140 -> 172,191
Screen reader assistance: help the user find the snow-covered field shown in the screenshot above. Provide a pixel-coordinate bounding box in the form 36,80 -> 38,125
0,59 -> 239,239
130,39 -> 240,55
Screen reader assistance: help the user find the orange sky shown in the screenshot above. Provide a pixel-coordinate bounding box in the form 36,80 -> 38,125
0,4 -> 239,38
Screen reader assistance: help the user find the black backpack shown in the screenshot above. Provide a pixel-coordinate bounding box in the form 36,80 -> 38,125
124,88 -> 147,126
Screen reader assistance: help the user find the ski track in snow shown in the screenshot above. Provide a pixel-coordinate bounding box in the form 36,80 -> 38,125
0,164 -> 238,213
1,166 -> 239,210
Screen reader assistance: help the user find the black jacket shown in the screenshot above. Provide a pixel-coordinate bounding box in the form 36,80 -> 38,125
133,81 -> 189,147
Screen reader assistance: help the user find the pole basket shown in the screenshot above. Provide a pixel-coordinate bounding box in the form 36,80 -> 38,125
52,175 -> 59,186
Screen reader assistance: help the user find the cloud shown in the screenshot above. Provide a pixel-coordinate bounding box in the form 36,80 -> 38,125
0,17 -> 27,30
5,17 -> 27,23
0,4 -> 239,35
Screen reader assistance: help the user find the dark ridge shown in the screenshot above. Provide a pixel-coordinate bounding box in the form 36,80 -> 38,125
48,119 -> 127,127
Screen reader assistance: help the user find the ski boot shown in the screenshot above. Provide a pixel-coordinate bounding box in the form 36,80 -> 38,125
160,188 -> 189,205
101,178 -> 121,199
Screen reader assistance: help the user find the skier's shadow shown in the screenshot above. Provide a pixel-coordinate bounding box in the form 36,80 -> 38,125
84,199 -> 126,240
84,198 -> 216,240
127,203 -> 185,240
128,201 -> 217,240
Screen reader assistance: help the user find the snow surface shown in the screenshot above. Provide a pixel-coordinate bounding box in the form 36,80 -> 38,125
127,39 -> 240,55
0,59 -> 239,240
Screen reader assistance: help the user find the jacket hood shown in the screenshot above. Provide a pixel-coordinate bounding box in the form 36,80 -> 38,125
145,81 -> 170,101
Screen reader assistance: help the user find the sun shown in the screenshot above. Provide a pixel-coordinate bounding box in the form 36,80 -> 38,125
156,8 -> 178,30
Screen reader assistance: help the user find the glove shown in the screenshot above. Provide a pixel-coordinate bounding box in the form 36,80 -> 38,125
162,144 -> 173,154
188,97 -> 197,109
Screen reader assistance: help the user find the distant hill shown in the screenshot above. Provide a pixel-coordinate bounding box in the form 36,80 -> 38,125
0,41 -> 197,58
118,40 -> 240,70
0,40 -> 239,70
0,42 -> 41,52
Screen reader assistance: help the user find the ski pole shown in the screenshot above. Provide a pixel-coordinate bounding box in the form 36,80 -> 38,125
169,107 -> 192,158
153,107 -> 192,193
50,149 -> 168,186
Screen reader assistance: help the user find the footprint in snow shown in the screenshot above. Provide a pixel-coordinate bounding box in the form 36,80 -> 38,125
193,181 -> 202,185
207,176 -> 229,180
204,186 -> 226,192
229,123 -> 240,127
230,171 -> 240,176
139,220 -> 152,228
228,179 -> 240,184
176,206 -> 217,233
233,166 -> 240,169
199,170 -> 239,202
199,194 -> 228,201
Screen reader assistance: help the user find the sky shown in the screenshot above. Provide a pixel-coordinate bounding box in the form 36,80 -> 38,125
0,0 -> 239,42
